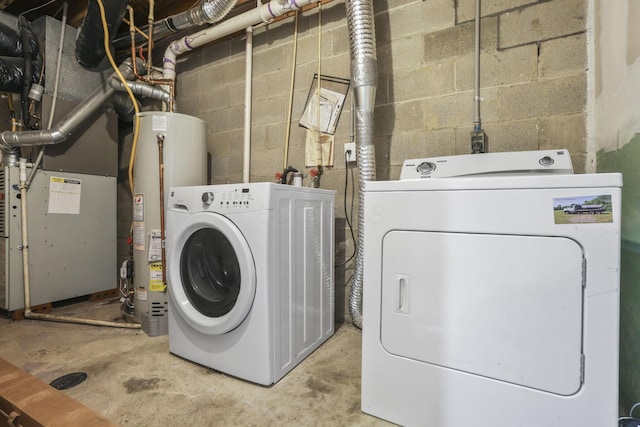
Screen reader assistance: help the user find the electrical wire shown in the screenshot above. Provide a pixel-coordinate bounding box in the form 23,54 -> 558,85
335,149 -> 356,268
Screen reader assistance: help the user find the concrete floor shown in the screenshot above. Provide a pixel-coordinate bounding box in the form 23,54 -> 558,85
0,299 -> 394,426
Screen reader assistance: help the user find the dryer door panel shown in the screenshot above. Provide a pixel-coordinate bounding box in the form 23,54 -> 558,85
380,231 -> 584,395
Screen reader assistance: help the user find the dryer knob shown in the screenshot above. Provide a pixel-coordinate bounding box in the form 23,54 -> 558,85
202,191 -> 215,205
539,156 -> 555,166
416,161 -> 436,175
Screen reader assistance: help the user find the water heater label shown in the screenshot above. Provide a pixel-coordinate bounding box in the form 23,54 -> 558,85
48,177 -> 81,214
152,115 -> 168,131
148,230 -> 162,262
133,221 -> 145,251
553,194 -> 613,224
133,193 -> 144,221
149,262 -> 165,292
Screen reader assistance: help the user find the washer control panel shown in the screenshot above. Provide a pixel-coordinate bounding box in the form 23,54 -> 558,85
215,188 -> 254,210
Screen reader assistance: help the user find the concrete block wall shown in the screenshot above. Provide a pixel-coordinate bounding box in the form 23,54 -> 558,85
175,0 -> 589,321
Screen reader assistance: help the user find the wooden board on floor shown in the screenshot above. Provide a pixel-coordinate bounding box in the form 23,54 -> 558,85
0,358 -> 118,427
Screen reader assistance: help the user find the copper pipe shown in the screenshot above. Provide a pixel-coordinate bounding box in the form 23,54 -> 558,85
128,5 -> 176,112
6,94 -> 17,132
122,18 -> 148,39
157,133 -> 167,285
147,0 -> 155,74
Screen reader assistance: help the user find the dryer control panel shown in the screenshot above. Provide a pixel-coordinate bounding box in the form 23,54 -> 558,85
400,149 -> 574,179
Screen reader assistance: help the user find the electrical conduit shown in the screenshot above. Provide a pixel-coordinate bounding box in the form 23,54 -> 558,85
346,0 -> 377,329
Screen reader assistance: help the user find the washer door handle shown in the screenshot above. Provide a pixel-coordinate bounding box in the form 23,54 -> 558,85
394,274 -> 410,314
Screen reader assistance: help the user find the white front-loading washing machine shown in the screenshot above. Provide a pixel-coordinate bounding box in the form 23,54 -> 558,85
166,182 -> 335,385
361,151 -> 622,426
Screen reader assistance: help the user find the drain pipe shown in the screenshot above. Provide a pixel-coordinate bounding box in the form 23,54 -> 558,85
18,158 -> 140,328
346,0 -> 377,329
163,0 -> 316,81
0,59 -> 136,148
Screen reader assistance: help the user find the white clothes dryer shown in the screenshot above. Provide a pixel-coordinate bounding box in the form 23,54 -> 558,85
361,153 -> 622,426
166,183 -> 335,385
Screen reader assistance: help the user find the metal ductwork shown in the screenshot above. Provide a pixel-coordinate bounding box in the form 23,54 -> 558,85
75,0 -> 129,70
157,0 -> 237,35
110,78 -> 173,107
346,0 -> 377,329
0,59 -> 136,148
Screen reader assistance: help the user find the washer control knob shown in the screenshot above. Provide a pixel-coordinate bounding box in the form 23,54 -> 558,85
539,156 -> 554,166
416,161 -> 436,174
202,191 -> 215,205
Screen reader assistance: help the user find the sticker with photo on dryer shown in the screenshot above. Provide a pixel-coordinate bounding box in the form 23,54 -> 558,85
553,194 -> 613,224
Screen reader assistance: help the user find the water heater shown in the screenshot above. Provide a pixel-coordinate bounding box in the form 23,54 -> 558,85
132,112 -> 206,335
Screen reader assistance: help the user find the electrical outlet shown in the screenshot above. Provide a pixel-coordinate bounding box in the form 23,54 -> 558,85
344,142 -> 356,163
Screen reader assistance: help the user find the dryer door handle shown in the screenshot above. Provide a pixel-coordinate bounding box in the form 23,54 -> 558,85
394,274 -> 410,314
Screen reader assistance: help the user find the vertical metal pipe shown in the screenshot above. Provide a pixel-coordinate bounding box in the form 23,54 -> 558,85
157,133 -> 167,285
243,26 -> 253,183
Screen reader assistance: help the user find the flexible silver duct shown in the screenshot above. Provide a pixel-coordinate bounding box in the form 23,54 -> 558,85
159,0 -> 237,33
346,0 -> 377,329
0,59 -> 136,148
111,78 -> 173,106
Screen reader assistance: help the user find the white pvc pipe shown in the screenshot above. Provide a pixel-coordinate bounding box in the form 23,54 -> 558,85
19,158 -> 31,311
163,0 -> 315,81
243,26 -> 252,183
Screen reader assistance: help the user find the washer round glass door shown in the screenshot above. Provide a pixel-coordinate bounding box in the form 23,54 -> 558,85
168,211 -> 256,335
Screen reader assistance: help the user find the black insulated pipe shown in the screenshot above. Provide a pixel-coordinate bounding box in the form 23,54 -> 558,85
18,16 -> 40,130
0,57 -> 27,93
0,19 -> 41,92
0,21 -> 24,57
75,0 -> 129,70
